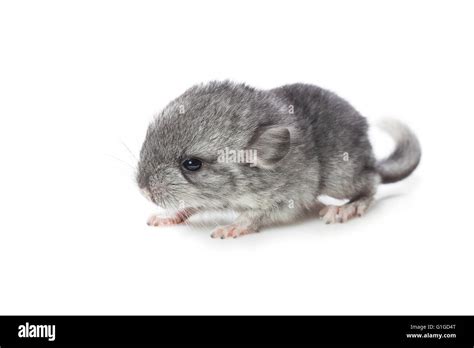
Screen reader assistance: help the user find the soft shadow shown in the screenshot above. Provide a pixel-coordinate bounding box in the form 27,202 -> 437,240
175,192 -> 406,241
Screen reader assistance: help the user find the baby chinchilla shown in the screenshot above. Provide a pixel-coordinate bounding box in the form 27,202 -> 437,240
136,81 -> 421,239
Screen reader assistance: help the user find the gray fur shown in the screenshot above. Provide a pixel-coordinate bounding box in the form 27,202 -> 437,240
137,81 -> 421,235
375,119 -> 422,184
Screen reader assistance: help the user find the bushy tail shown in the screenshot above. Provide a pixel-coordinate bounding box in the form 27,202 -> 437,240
376,119 -> 421,184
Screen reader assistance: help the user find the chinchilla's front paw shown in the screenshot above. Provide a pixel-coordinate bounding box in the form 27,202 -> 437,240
147,214 -> 186,226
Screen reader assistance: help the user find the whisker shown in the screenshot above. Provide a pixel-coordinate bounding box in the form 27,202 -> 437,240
120,139 -> 139,163
107,154 -> 136,172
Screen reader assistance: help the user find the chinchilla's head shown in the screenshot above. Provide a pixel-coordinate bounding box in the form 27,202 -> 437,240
136,81 -> 292,211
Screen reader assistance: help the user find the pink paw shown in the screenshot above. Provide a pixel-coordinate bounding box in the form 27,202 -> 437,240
319,201 -> 369,224
147,214 -> 185,227
210,224 -> 256,239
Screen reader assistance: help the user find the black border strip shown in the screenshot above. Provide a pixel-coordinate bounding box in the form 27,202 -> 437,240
0,316 -> 473,346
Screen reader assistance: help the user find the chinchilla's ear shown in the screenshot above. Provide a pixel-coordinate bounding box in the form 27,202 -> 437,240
248,126 -> 291,168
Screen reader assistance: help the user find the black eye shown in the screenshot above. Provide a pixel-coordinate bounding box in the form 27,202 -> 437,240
182,158 -> 202,171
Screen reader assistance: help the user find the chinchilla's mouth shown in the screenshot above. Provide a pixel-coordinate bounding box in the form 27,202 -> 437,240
139,188 -> 153,201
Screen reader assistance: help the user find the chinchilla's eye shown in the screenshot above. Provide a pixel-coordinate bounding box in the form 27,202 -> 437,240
182,158 -> 202,171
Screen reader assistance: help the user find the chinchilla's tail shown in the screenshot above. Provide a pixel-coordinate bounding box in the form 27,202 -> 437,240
375,119 -> 421,184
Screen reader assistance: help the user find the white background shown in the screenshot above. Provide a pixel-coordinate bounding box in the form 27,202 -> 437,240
1,0 -> 473,315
